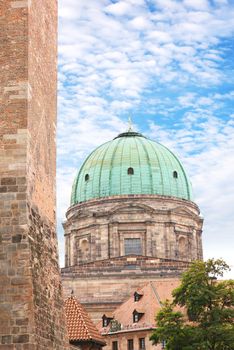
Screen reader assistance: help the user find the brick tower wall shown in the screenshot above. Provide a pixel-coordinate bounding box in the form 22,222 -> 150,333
0,1 -> 68,349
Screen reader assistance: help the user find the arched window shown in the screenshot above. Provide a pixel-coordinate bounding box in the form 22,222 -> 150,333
79,239 -> 89,262
85,174 -> 89,181
173,171 -> 178,178
128,167 -> 134,175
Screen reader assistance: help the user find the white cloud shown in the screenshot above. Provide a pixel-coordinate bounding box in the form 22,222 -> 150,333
154,0 -> 184,12
129,16 -> 152,30
183,0 -> 210,11
104,1 -> 133,16
178,92 -> 197,107
147,30 -> 172,43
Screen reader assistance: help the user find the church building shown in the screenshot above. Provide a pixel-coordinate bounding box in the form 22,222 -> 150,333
61,129 -> 203,322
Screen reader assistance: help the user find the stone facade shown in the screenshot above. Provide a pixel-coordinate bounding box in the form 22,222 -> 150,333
62,194 -> 203,322
103,329 -> 160,350
0,1 -> 68,349
64,195 -> 203,266
62,258 -> 189,323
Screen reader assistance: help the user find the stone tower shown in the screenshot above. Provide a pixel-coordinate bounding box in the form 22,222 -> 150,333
0,1 -> 68,349
62,130 -> 203,322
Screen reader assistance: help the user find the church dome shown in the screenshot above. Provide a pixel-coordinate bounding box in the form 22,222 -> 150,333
71,131 -> 193,204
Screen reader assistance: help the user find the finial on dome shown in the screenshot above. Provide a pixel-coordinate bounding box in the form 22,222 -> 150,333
128,116 -> 133,132
114,117 -> 145,139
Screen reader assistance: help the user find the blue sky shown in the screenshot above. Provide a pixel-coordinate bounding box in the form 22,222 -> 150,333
57,0 -> 234,277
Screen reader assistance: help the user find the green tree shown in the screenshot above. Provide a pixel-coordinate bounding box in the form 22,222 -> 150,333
150,259 -> 234,350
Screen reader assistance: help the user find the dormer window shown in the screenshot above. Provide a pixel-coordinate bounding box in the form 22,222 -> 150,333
102,314 -> 113,327
173,171 -> 178,178
134,291 -> 143,302
128,167 -> 134,175
133,313 -> 139,322
133,309 -> 144,323
85,174 -> 89,181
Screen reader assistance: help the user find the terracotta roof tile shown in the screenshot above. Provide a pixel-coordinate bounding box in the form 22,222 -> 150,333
65,296 -> 106,345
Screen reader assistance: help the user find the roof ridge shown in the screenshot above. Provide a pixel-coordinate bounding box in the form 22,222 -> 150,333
150,281 -> 163,307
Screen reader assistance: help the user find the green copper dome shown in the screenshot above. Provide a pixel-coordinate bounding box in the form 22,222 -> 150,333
71,131 -> 193,204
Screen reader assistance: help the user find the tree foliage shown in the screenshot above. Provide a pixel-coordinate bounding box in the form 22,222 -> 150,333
150,259 -> 234,350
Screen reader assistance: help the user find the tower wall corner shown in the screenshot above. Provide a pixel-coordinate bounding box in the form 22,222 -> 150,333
0,0 -> 69,348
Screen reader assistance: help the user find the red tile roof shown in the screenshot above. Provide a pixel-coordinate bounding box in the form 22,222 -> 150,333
99,279 -> 182,333
65,296 -> 106,345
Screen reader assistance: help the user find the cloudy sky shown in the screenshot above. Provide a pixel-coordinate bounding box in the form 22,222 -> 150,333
57,0 -> 234,278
